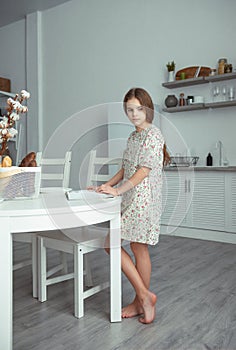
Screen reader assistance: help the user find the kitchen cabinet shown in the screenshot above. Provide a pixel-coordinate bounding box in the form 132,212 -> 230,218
226,173 -> 236,232
162,169 -> 235,234
191,172 -> 225,231
162,170 -> 194,227
162,72 -> 236,113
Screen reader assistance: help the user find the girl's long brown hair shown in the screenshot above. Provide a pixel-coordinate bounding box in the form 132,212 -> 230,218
123,87 -> 170,166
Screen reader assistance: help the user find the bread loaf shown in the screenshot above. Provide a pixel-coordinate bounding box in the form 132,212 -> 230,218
19,152 -> 37,167
28,159 -> 37,167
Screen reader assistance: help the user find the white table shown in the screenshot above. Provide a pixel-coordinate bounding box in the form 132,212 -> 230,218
0,192 -> 121,350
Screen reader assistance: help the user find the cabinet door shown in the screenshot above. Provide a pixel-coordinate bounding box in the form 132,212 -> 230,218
191,172 -> 225,231
162,171 -> 189,227
227,173 -> 236,233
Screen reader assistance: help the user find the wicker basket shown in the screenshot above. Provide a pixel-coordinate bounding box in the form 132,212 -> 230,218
0,166 -> 41,200
169,156 -> 199,167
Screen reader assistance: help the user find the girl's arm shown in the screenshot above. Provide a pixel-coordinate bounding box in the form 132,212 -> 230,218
105,168 -> 124,186
87,168 -> 124,191
97,166 -> 150,196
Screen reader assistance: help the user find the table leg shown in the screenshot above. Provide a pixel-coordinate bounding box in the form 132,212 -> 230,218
109,214 -> 121,322
0,217 -> 13,350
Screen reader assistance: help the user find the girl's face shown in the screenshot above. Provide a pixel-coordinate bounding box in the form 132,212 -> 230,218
126,97 -> 150,131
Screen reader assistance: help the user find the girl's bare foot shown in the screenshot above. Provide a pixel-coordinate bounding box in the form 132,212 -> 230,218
139,291 -> 157,324
122,299 -> 143,318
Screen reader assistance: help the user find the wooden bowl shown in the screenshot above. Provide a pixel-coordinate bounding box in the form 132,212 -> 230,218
175,66 -> 211,80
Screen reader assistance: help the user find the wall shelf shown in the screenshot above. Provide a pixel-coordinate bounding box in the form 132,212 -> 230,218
205,100 -> 236,109
162,72 -> 236,113
162,103 -> 204,113
162,100 -> 236,113
0,90 -> 16,111
162,77 -> 207,89
0,90 -> 15,98
162,72 -> 236,89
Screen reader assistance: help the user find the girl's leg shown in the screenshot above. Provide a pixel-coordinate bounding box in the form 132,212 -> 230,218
122,242 -> 152,318
105,234 -> 156,323
120,245 -> 156,323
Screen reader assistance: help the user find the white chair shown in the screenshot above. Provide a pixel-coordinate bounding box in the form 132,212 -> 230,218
36,151 -> 71,189
13,151 -> 72,298
86,150 -> 122,188
37,150 -> 122,318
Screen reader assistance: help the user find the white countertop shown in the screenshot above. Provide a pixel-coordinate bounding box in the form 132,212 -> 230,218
164,165 -> 236,171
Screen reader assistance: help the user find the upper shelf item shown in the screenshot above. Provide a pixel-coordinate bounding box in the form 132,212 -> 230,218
175,66 -> 211,80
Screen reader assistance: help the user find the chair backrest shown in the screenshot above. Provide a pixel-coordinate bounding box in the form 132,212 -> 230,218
36,151 -> 72,188
86,150 -> 122,188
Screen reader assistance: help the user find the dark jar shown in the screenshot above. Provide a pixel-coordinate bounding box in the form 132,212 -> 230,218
165,94 -> 178,108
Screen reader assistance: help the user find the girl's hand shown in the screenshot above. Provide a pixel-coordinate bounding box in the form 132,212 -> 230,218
96,184 -> 118,197
87,185 -> 98,191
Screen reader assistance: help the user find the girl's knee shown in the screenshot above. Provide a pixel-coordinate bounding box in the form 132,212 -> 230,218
104,246 -> 110,255
104,233 -> 110,254
130,241 -> 148,255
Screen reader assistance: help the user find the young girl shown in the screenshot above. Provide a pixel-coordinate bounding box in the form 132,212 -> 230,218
97,87 -> 168,324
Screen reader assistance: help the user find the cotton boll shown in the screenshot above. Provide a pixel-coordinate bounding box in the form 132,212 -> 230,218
21,90 -> 30,99
8,128 -> 18,136
21,106 -> 28,113
1,129 -> 8,135
12,101 -> 22,111
7,98 -> 14,105
9,112 -> 19,121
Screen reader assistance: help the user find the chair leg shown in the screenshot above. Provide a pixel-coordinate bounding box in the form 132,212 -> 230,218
74,245 -> 84,318
38,237 -> 47,302
60,252 -> 68,274
84,254 -> 93,287
31,234 -> 38,298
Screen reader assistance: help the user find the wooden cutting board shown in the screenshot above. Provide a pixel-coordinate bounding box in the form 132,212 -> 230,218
175,66 -> 211,80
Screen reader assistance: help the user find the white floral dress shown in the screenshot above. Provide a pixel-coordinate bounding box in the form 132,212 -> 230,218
121,125 -> 164,245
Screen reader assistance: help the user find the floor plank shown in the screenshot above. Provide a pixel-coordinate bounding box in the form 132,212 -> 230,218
13,235 -> 236,350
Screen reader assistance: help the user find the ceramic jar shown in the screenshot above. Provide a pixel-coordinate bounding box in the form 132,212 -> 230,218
165,94 -> 178,108
218,58 -> 227,75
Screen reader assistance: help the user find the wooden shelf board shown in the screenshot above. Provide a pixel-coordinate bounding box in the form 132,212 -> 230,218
163,100 -> 236,113
206,72 -> 236,83
0,90 -> 15,98
162,103 -> 205,113
205,100 -> 236,109
162,77 -> 207,89
162,72 -> 236,89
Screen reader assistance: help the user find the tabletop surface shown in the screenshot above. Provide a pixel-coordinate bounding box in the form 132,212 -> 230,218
0,190 -> 120,217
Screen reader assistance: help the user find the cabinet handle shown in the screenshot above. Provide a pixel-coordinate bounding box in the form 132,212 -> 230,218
188,179 -> 191,192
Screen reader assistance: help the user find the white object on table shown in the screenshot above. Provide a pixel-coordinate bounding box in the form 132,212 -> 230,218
0,193 -> 121,350
66,189 -> 114,200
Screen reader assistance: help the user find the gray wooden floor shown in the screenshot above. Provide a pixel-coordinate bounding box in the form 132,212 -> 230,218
13,235 -> 236,350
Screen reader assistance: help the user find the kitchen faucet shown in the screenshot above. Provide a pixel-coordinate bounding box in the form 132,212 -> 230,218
216,140 -> 223,166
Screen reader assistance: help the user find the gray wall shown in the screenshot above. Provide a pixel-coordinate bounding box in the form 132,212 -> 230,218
1,0 -> 236,184
41,0 -> 236,167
